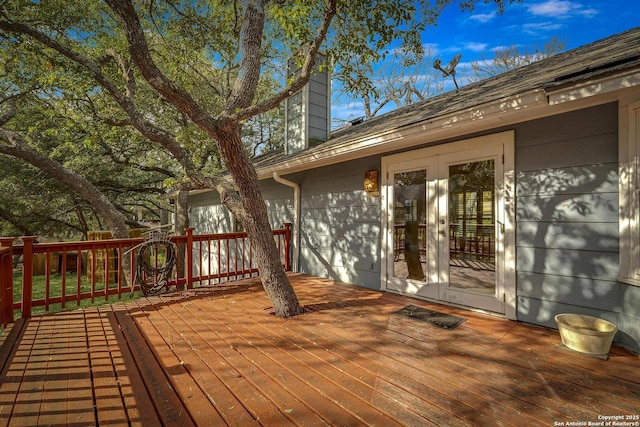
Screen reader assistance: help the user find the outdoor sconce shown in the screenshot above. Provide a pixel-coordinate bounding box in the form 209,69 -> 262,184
364,170 -> 380,197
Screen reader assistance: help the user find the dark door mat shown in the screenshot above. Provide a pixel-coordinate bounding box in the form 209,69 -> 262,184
393,305 -> 467,330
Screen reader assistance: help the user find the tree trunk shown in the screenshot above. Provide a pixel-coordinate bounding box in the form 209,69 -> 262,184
0,134 -> 130,239
218,125 -> 305,317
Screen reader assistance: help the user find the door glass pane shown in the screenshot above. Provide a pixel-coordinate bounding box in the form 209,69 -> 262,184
393,171 -> 427,281
448,160 -> 495,292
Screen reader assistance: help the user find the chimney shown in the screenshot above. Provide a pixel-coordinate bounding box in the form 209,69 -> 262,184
284,52 -> 330,155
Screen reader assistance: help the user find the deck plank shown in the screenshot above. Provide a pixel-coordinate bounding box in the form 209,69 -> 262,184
175,291 -> 402,426
1,273 -> 639,426
126,297 -> 255,426
205,294 -> 459,426
105,304 -> 166,426
0,318 -> 27,425
9,317 -> 51,426
113,304 -> 196,426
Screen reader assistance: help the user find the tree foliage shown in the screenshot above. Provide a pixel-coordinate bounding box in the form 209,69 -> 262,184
0,0 -> 516,317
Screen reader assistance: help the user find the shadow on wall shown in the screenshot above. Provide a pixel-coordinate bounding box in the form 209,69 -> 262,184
190,204 -> 232,234
516,164 -> 639,352
298,188 -> 382,288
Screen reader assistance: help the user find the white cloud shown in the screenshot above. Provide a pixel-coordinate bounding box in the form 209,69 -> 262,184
464,42 -> 489,52
525,0 -> 599,19
469,11 -> 497,23
521,22 -> 565,35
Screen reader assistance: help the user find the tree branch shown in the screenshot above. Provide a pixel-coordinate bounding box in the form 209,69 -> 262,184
0,19 -> 198,175
100,48 -> 136,100
0,97 -> 16,126
104,0 -> 222,137
228,0 -> 337,122
223,0 -> 265,113
0,128 -> 130,238
0,206 -> 35,235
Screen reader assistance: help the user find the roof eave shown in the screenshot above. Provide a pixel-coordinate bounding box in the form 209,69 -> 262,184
546,68 -> 640,105
256,89 -> 548,179
258,67 -> 640,180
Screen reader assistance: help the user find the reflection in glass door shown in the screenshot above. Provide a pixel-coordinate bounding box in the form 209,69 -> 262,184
393,170 -> 427,282
447,160 -> 496,294
383,132 -> 515,317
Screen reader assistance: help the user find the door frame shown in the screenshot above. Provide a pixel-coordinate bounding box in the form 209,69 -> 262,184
380,131 -> 516,319
436,145 -> 505,313
385,157 -> 439,299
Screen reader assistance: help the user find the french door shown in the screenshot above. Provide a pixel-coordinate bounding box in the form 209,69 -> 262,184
385,157 -> 438,299
382,132 -> 515,317
436,147 -> 505,313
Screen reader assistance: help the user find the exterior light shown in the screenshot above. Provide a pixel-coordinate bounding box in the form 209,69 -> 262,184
364,170 -> 379,196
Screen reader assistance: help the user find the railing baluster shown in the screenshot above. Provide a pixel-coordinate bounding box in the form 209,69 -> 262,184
207,238 -> 211,286
90,245 -> 96,294
185,228 -> 194,290
45,250 -> 51,311
216,238 -> 221,285
249,238 -> 253,276
61,248 -> 67,310
242,236 -> 246,278
0,238 -> 15,326
21,236 -> 36,319
284,223 -> 292,271
76,248 -> 82,305
198,238 -> 203,287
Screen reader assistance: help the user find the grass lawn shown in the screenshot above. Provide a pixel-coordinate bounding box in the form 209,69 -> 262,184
12,272 -> 140,319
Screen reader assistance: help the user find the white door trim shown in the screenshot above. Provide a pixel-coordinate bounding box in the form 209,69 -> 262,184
381,131 -> 516,319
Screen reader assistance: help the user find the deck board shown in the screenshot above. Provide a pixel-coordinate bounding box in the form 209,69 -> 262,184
1,273 -> 639,426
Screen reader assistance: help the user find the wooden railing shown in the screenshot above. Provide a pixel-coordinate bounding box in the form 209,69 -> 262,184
0,224 -> 291,327
393,223 -> 494,262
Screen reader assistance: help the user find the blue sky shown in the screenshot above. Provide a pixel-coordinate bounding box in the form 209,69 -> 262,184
331,0 -> 640,125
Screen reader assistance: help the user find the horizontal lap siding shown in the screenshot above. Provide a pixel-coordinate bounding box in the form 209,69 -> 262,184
514,103 -> 627,336
294,157 -> 382,289
188,182 -> 294,234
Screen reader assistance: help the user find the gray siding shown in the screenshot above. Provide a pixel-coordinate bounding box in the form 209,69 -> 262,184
513,103 -> 639,351
189,192 -> 232,234
285,54 -> 329,153
285,91 -> 305,154
188,180 -> 294,235
291,156 -> 382,288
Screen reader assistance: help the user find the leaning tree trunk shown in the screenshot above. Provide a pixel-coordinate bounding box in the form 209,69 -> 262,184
0,131 -> 134,284
218,125 -> 305,317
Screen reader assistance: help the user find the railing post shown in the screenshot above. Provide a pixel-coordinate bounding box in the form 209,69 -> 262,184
21,236 -> 36,320
185,228 -> 194,289
283,223 -> 292,271
0,238 -> 15,326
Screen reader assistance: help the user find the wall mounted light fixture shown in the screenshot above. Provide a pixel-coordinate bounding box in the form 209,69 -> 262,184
364,170 -> 380,196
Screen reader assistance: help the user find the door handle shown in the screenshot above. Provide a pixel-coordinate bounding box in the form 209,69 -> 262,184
439,229 -> 446,237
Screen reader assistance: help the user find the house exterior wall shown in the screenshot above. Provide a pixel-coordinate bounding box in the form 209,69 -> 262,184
188,102 -> 640,352
513,103 -> 639,352
186,182 -> 295,283
291,156 -> 382,287
188,180 -> 295,234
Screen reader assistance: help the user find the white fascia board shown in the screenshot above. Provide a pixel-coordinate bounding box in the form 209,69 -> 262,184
256,90 -> 549,179
546,70 -> 640,105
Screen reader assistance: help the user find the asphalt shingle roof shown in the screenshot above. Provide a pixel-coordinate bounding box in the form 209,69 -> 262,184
256,26 -> 640,171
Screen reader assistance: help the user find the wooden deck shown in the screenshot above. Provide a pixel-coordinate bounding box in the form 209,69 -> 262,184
1,273 -> 638,426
